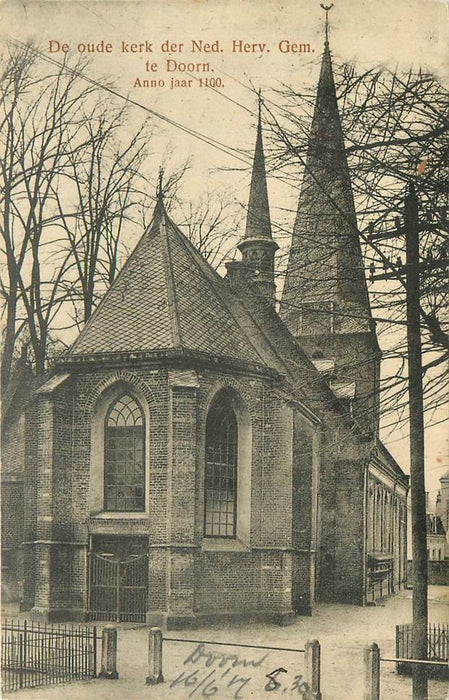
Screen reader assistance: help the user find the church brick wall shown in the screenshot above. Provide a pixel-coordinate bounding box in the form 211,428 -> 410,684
21,402 -> 39,610
333,460 -> 366,604
19,351 -> 405,622
298,332 -> 380,438
22,363 -> 306,623
2,411 -> 27,600
1,480 -> 24,601
236,293 -> 373,605
195,551 -> 261,612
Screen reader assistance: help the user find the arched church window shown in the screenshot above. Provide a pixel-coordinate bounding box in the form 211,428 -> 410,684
204,399 -> 238,537
104,394 -> 145,512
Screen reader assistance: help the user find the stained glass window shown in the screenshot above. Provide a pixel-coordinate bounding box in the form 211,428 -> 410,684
104,394 -> 145,512
204,400 -> 237,537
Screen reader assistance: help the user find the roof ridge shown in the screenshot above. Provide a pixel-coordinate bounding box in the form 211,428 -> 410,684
165,216 -> 274,366
160,207 -> 182,348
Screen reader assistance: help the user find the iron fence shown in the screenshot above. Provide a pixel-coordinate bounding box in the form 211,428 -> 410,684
395,623 -> 448,678
1,619 -> 99,693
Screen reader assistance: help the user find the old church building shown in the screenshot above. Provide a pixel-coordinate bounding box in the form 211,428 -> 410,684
2,36 -> 409,626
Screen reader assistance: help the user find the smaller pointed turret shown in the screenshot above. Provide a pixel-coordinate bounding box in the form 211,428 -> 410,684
237,92 -> 279,304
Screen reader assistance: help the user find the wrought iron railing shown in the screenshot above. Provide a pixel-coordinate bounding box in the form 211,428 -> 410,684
1,619 -> 99,693
395,623 -> 448,678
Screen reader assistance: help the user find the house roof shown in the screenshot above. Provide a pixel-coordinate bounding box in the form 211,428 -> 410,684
375,440 -> 409,485
68,198 -> 269,367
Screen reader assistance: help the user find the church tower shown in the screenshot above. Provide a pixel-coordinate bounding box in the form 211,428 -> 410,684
280,14 -> 381,436
237,94 -> 279,305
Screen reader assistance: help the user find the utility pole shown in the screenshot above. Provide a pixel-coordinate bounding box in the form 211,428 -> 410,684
404,182 -> 428,700
368,182 -> 436,699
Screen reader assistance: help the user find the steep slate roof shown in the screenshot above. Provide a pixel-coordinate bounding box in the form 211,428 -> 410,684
68,198 -> 277,370
280,40 -> 373,336
66,192 -> 329,417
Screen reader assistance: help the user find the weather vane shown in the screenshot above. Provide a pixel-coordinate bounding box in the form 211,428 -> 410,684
157,166 -> 164,199
320,3 -> 334,45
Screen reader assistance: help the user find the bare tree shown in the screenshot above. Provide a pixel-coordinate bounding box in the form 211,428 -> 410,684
173,192 -> 241,268
0,42 -> 155,387
264,62 -> 449,427
54,103 -> 152,327
0,42 -> 98,384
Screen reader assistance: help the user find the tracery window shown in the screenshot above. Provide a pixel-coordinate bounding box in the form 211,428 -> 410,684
204,400 -> 238,537
104,394 -> 145,512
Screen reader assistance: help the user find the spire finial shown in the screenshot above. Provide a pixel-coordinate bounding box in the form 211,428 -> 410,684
157,166 -> 164,200
258,88 -> 263,122
320,3 -> 334,46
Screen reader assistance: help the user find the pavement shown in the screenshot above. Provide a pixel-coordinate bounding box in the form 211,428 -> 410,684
2,586 -> 448,700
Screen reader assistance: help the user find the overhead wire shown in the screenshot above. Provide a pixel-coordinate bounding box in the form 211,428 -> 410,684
4,31 -> 447,450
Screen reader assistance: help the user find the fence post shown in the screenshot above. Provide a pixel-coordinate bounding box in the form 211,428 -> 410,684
19,633 -> 24,690
146,627 -> 164,685
364,643 -> 380,700
93,626 -> 98,677
99,625 -> 119,679
304,639 -> 322,700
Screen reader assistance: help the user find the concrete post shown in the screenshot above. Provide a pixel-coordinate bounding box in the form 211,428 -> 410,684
99,625 -> 119,679
146,627 -> 164,685
364,643 -> 380,700
304,639 -> 322,700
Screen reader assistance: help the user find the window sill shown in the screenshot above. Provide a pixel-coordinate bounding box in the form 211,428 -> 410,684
90,511 -> 149,520
201,538 -> 251,553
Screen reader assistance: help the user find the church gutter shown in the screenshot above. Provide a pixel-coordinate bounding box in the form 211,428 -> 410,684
53,347 -> 281,380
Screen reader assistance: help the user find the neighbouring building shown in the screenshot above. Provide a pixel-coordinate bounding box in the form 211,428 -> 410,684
436,469 -> 449,558
2,32 -> 409,625
426,513 -> 446,561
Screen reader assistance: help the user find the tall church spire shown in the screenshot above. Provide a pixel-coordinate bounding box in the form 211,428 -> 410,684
280,10 -> 371,335
280,10 -> 380,436
238,92 -> 278,304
